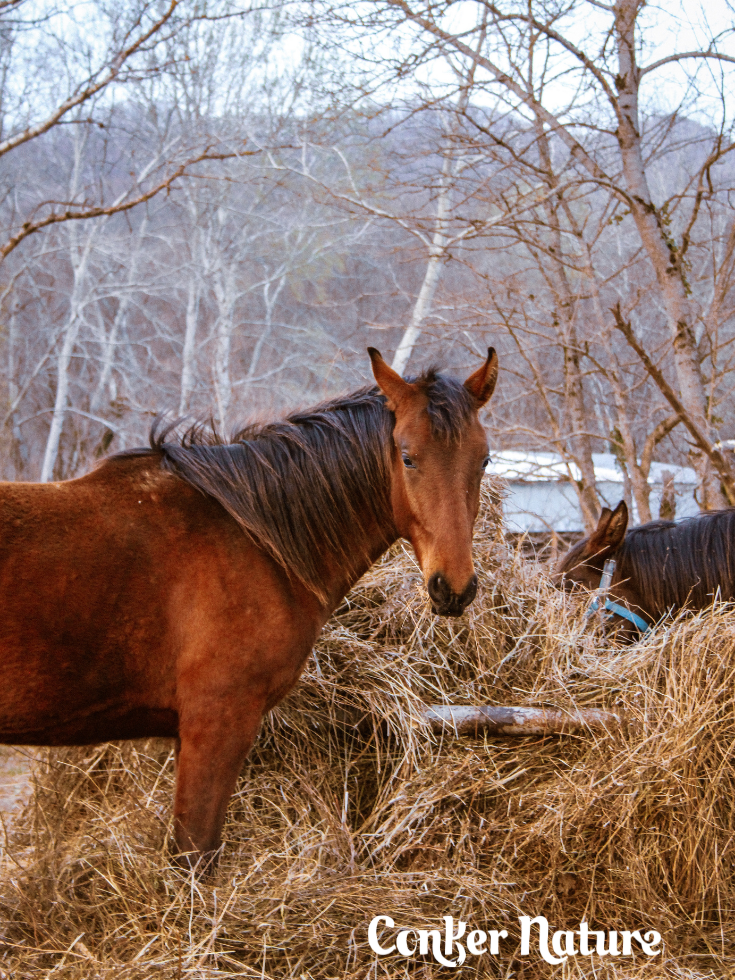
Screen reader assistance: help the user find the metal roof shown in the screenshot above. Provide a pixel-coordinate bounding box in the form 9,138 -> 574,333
486,451 -> 698,486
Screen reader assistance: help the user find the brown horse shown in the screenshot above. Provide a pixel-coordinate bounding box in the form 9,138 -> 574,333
554,499 -> 735,641
0,347 -> 497,865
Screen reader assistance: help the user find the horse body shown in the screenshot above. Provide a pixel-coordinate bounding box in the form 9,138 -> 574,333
0,460 -> 311,728
554,499 -> 735,640
0,348 -> 498,861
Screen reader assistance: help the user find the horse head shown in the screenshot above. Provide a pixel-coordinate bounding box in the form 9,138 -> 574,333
368,347 -> 497,617
553,500 -> 651,641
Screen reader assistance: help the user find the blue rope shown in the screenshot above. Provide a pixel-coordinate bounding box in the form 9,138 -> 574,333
601,598 -> 651,636
585,558 -> 651,636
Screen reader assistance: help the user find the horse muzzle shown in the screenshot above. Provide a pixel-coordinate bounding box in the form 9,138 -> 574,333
427,572 -> 478,617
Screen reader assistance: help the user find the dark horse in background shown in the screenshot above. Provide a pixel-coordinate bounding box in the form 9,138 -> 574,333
0,347 -> 498,866
555,499 -> 735,641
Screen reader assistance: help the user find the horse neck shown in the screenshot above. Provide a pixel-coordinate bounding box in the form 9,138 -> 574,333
613,545 -> 653,617
149,395 -> 402,615
314,494 -> 400,613
615,532 -> 682,619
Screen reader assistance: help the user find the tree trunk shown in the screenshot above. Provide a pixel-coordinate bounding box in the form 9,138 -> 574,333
391,46 -> 483,377
213,266 -> 236,432
6,299 -> 27,479
40,229 -> 93,482
533,121 -> 600,530
575,222 -> 653,521
391,150 -> 452,377
91,217 -> 149,417
246,275 -> 285,383
614,0 -> 726,508
179,274 -> 200,416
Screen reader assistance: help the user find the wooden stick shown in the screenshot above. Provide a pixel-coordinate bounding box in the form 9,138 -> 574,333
423,705 -> 627,736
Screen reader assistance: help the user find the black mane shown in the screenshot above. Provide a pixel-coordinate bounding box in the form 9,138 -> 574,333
618,509 -> 735,613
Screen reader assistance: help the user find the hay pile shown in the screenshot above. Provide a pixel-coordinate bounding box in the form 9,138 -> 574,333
0,484 -> 733,978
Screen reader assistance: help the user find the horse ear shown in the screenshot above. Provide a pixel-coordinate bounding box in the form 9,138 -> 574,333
464,348 -> 498,406
588,500 -> 628,556
368,348 -> 415,410
606,500 -> 629,547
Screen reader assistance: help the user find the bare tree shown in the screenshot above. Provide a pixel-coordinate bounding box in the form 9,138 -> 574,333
310,0 -> 735,510
0,0 -> 266,263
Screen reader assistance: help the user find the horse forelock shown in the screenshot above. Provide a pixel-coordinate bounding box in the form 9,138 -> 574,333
410,367 -> 476,442
617,508 -> 735,614
109,370 -> 479,599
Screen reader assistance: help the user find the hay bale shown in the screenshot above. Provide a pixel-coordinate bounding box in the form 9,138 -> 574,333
0,483 -> 732,978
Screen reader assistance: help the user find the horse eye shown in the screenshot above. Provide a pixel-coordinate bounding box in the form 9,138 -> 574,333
402,453 -> 415,468
482,455 -> 490,469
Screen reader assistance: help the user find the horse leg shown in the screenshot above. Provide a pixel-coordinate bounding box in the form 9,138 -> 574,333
173,706 -> 263,870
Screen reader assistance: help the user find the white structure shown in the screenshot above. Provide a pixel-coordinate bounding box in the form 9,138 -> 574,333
486,451 -> 699,533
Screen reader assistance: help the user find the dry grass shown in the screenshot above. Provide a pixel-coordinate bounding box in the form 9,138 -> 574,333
0,484 -> 733,978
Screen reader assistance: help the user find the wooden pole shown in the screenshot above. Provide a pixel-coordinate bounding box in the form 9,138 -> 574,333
423,705 -> 627,736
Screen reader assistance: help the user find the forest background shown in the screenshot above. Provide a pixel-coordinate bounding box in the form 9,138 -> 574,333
2,0 -> 735,531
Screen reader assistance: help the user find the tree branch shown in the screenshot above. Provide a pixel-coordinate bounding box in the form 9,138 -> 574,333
481,1 -> 621,111
611,303 -> 735,504
0,146 -> 259,262
641,50 -> 735,76
382,0 -> 612,185
680,138 -> 735,259
640,414 -> 681,480
0,0 -> 181,161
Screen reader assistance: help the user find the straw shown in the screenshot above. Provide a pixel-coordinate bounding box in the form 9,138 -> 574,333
0,482 -> 731,978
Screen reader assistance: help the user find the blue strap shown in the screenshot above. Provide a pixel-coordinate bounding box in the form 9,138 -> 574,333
602,599 -> 651,636
585,558 -> 651,636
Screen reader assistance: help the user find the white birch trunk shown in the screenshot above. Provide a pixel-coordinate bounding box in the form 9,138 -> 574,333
179,274 -> 200,416
40,129 -> 99,482
40,292 -> 85,482
391,242 -> 447,377
391,139 -> 454,377
246,275 -> 285,383
6,299 -> 27,478
90,218 -> 149,417
213,266 -> 236,431
40,228 -> 95,482
614,0 -> 726,508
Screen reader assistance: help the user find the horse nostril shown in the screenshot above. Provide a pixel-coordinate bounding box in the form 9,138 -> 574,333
428,572 -> 450,604
462,574 -> 478,605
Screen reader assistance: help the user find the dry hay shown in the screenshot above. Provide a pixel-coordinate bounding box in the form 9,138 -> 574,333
0,484 -> 733,978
